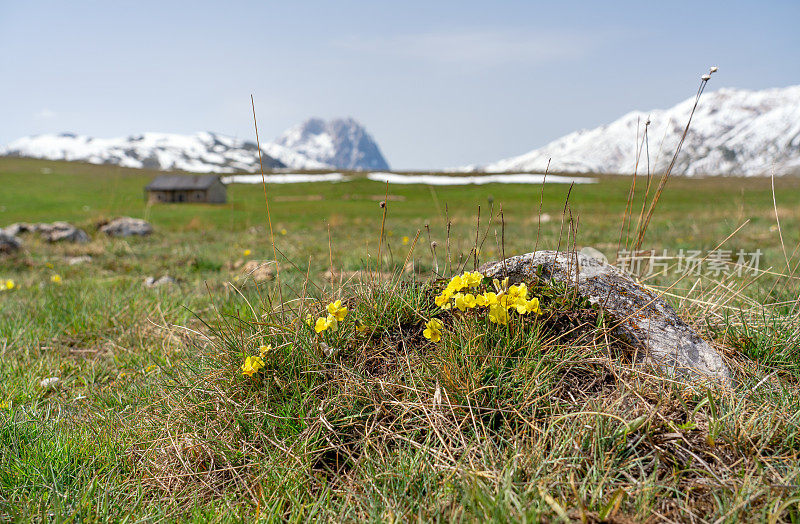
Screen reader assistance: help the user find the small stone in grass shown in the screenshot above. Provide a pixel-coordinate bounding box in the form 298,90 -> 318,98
40,377 -> 60,389
144,276 -> 176,288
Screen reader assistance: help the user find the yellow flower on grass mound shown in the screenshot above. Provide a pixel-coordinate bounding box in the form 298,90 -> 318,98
454,293 -> 477,311
423,318 -> 444,343
436,271 -> 485,309
434,270 -> 544,324
463,271 -> 483,288
312,300 -> 348,333
315,315 -> 338,333
435,270 -> 545,319
488,304 -> 509,325
435,290 -> 453,309
518,297 -> 543,315
241,355 -> 265,377
326,300 -> 348,321
447,275 -> 465,293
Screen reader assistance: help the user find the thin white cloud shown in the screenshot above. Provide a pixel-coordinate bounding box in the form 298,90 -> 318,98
34,108 -> 57,120
333,29 -> 598,68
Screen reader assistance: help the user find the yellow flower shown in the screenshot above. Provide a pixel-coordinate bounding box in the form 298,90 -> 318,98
499,291 -> 515,307
0,401 -> 8,410
488,304 -> 509,325
423,318 -> 443,342
241,355 -> 265,377
326,314 -> 339,331
243,249 -> 252,257
453,293 -> 467,311
315,314 -> 339,333
145,364 -> 157,373
326,300 -> 348,321
402,236 -> 409,245
259,344 -> 272,358
435,289 -> 452,308
50,274 -> 62,284
305,313 -> 313,326
464,293 -> 477,308
508,283 -> 527,301
280,229 -> 287,235
525,297 -> 543,315
446,275 -> 465,292
455,293 -> 477,311
482,292 -> 499,306
492,277 -> 509,293
3,279 -> 14,290
464,271 -> 483,288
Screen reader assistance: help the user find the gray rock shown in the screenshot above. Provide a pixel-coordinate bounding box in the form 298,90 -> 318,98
37,222 -> 90,243
40,376 -> 60,389
3,222 -> 35,236
479,250 -> 732,385
100,217 -> 153,237
0,231 -> 21,254
13,221 -> 91,243
5,222 -> 89,243
66,255 -> 92,266
579,246 -> 608,264
144,276 -> 176,288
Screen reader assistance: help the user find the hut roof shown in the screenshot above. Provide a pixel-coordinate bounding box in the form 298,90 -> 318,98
145,174 -> 221,191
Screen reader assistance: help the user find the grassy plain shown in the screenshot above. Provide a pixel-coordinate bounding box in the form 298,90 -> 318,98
1,157 -> 800,521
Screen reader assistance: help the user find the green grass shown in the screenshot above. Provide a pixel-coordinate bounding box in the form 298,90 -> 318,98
1,157 -> 800,521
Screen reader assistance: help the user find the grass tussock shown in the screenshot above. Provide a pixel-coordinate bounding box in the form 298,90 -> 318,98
126,272 -> 800,522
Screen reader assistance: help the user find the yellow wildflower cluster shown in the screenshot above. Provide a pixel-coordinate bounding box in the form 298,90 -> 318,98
434,273 -> 543,326
434,271 -> 484,308
423,318 -> 443,342
313,300 -> 348,333
241,355 -> 265,377
1,279 -> 14,291
241,345 -> 272,378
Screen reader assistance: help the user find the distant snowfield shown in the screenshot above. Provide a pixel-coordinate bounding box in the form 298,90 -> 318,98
366,172 -> 596,185
222,172 -> 596,185
222,173 -> 346,184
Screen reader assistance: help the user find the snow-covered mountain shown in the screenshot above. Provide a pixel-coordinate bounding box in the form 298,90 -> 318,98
0,132 -> 286,173
272,118 -> 389,171
473,85 -> 800,176
0,118 -> 390,173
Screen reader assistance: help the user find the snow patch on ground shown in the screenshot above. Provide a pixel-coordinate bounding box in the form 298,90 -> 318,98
366,172 -> 596,185
222,173 -> 346,184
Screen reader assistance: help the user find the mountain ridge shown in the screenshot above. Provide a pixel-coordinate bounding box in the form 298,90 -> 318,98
471,85 -> 800,177
0,117 -> 389,173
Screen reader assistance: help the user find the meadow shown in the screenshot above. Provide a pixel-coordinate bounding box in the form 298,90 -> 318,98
1,157 -> 800,521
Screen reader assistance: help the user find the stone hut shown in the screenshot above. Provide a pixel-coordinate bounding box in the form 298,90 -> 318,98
145,175 -> 226,204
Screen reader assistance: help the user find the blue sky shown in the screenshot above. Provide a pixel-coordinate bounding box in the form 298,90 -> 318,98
1,0 -> 798,169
